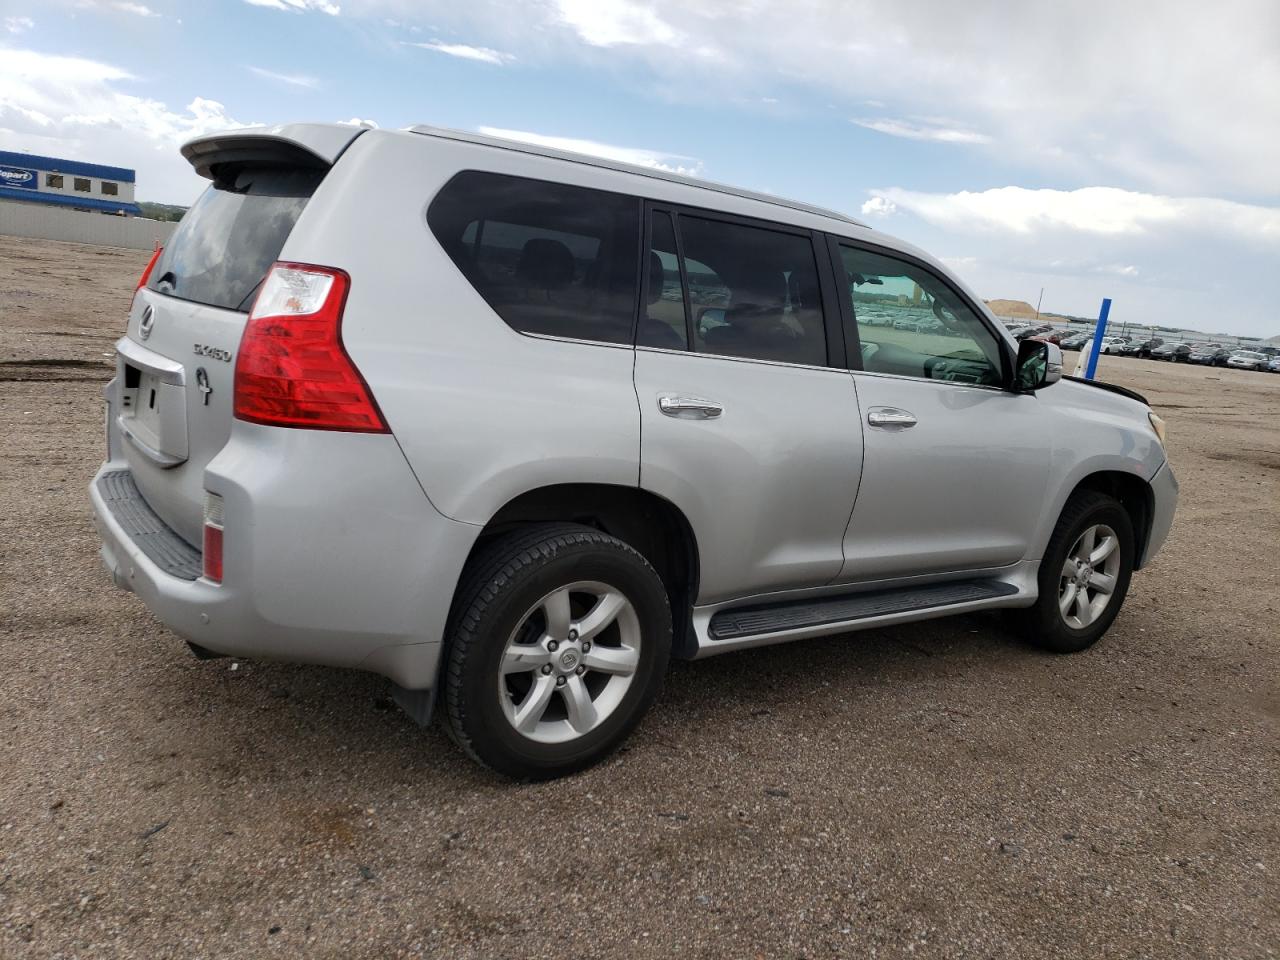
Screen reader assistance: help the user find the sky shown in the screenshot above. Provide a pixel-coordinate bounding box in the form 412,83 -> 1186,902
1,0 -> 1278,337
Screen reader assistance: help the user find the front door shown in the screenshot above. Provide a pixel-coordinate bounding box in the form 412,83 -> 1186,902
634,207 -> 863,604
830,240 -> 1052,582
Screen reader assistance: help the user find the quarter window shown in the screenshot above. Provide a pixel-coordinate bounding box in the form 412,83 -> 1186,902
428,171 -> 640,345
45,174 -> 64,188
838,245 -> 1003,386
677,216 -> 827,366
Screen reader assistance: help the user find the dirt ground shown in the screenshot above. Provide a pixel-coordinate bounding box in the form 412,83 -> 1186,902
1,235 -> 1277,959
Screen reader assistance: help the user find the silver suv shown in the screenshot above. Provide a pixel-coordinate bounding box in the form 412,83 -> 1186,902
90,123 -> 1178,778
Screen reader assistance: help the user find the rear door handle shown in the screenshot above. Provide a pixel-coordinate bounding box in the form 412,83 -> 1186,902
658,395 -> 723,420
867,406 -> 917,428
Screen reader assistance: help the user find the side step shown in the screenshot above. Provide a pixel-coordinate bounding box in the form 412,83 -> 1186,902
707,579 -> 1020,641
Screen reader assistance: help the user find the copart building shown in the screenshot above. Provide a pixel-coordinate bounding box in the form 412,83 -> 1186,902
0,150 -> 142,217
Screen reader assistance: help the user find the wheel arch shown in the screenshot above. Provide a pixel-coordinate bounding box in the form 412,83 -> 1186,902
457,483 -> 702,658
1065,470 -> 1156,568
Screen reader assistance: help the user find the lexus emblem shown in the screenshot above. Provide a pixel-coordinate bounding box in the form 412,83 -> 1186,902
138,305 -> 155,340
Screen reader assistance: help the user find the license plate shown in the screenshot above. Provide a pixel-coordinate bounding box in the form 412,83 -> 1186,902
132,371 -> 165,437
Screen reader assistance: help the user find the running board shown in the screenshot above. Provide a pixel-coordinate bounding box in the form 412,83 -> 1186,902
707,579 -> 1020,642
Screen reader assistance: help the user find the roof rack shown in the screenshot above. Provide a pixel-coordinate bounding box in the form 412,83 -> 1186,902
407,124 -> 867,229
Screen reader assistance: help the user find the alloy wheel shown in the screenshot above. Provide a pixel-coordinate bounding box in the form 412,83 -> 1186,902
498,581 -> 641,744
1058,523 -> 1122,629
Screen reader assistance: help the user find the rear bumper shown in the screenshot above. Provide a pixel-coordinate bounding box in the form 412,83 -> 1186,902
90,424 -> 480,689
1140,459 -> 1178,568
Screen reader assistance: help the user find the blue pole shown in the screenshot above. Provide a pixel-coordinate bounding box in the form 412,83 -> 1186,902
1084,298 -> 1112,381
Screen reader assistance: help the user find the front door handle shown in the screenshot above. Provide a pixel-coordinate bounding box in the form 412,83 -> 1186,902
658,395 -> 723,420
867,406 -> 917,428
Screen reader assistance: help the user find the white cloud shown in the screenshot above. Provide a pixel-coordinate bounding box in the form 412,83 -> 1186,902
242,0 -> 340,14
852,117 -> 991,145
248,65 -> 320,88
407,41 -> 513,65
339,117 -> 378,127
553,0 -> 681,47
477,125 -> 702,176
865,186 -> 1280,245
112,2 -> 159,16
5,16 -> 34,33
357,0 -> 1279,199
0,47 -> 247,203
860,196 -> 897,218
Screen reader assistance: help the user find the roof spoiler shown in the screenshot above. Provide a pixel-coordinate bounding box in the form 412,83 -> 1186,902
181,123 -> 367,181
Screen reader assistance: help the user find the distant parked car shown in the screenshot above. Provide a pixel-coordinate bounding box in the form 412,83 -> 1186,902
1127,337 -> 1164,358
1151,342 -> 1191,362
1061,333 -> 1091,350
1227,350 -> 1269,371
1267,356 -> 1280,373
1099,336 -> 1129,354
1189,347 -> 1231,366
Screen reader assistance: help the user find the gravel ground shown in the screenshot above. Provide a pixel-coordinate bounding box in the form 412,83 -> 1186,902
1,235 -> 1277,959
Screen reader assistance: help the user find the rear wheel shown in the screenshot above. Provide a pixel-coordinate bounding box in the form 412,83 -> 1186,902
1010,491 -> 1134,653
442,523 -> 671,779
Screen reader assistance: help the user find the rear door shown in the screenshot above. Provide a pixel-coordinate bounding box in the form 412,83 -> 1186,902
633,205 -> 863,604
829,239 -> 1052,581
116,132 -> 355,546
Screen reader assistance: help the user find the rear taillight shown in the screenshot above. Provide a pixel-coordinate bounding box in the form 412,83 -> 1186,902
202,491 -> 224,584
233,263 -> 388,432
137,246 -> 163,293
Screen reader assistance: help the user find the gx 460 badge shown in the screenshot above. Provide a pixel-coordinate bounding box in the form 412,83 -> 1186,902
194,343 -> 233,363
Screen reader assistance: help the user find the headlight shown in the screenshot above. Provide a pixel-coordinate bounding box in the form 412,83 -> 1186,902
1148,411 -> 1167,446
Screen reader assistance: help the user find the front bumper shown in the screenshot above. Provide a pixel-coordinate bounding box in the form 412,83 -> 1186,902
1141,459 -> 1179,567
90,423 -> 480,689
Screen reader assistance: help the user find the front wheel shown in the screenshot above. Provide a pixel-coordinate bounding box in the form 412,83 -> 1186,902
1009,491 -> 1135,653
442,523 -> 672,779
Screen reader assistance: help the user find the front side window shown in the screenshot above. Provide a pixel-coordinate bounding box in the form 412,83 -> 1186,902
74,177 -> 91,192
838,245 -> 1003,386
428,171 -> 639,345
45,173 -> 64,188
678,216 -> 826,366
101,181 -> 119,196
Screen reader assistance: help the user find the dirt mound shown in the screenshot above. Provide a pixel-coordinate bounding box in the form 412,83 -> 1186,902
985,299 -> 1039,317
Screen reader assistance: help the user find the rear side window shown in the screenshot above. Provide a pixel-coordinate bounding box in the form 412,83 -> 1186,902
149,166 -> 323,312
428,171 -> 640,345
678,216 -> 827,366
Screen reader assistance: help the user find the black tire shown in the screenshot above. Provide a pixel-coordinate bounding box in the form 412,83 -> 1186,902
1008,491 -> 1135,653
442,523 -> 671,779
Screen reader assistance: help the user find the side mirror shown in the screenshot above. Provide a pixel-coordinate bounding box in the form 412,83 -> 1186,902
1014,339 -> 1063,391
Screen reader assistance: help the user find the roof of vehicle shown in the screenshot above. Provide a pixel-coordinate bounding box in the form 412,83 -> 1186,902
407,123 -> 868,231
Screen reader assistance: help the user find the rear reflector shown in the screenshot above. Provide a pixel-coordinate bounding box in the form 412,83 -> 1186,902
202,491 -> 224,584
234,263 -> 388,432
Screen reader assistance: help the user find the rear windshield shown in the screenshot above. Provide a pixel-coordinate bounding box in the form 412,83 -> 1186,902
148,166 -> 323,311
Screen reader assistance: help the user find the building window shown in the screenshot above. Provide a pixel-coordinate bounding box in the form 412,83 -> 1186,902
45,174 -> 64,189
74,178 -> 91,193
101,181 -> 119,196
